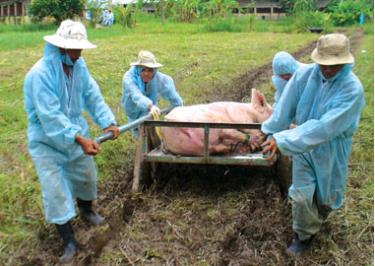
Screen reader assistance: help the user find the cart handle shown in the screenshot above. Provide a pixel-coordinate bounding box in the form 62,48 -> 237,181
95,106 -> 175,144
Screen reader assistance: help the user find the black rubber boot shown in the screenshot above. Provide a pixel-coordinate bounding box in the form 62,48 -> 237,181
286,232 -> 314,256
77,198 -> 105,225
56,221 -> 78,263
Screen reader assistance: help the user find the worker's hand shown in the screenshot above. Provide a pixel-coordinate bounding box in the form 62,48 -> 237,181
150,105 -> 161,117
245,131 -> 266,152
261,138 -> 279,160
104,125 -> 120,140
76,135 -> 100,156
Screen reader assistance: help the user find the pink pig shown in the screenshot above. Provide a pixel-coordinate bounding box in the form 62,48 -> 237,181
161,89 -> 273,155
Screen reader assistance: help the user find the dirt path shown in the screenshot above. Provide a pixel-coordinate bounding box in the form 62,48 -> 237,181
23,30 -> 364,266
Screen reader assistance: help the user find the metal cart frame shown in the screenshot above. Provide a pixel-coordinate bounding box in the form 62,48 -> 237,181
132,120 -> 291,194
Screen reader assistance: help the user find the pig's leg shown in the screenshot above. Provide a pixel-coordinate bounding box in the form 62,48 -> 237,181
218,129 -> 264,152
209,143 -> 232,154
219,129 -> 246,143
205,129 -> 246,154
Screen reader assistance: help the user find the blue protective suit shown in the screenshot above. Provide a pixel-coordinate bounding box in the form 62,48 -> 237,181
272,52 -> 303,105
122,66 -> 183,137
262,63 -> 365,240
24,44 -> 117,225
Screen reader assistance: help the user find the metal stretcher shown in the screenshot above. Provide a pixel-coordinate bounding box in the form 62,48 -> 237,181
96,108 -> 291,194
132,120 -> 290,193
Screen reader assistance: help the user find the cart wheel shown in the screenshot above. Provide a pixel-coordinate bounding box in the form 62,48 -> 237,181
275,154 -> 292,197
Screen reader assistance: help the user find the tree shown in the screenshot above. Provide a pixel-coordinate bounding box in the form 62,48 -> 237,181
278,0 -> 317,14
29,0 -> 86,24
326,0 -> 373,25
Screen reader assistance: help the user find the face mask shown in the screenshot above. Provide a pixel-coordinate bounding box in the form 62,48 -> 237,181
61,53 -> 75,67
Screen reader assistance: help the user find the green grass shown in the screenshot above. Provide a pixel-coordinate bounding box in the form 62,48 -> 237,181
0,14 -> 310,52
0,14 -> 373,264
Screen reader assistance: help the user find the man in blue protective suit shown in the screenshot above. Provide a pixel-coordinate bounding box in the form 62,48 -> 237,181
122,50 -> 183,138
261,33 -> 365,256
24,20 -> 120,263
272,51 -> 305,107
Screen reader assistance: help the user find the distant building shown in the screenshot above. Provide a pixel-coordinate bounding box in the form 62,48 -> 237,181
234,0 -> 331,20
0,0 -> 30,18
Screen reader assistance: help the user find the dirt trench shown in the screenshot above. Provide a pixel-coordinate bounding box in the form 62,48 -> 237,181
24,30 -> 364,266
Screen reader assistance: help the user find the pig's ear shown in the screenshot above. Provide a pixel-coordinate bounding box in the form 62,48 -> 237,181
251,88 -> 266,112
250,88 -> 258,105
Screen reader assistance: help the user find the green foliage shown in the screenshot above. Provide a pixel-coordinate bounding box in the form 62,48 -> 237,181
153,0 -> 174,22
86,0 -> 106,28
202,0 -> 239,17
115,5 -> 136,29
141,0 -> 239,22
29,0 -> 86,24
292,0 -> 317,13
173,0 -> 201,22
279,0 -> 316,13
294,11 -> 333,33
248,14 -> 256,31
326,0 -> 373,26
0,23 -> 55,33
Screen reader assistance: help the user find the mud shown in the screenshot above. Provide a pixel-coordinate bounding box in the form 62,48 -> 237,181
24,30 -> 364,265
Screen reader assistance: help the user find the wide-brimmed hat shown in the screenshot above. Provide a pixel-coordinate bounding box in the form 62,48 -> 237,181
130,50 -> 163,68
44,20 -> 96,49
311,33 -> 354,65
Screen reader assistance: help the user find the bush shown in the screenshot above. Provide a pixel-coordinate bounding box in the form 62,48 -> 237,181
326,0 -> 373,26
293,11 -> 333,33
29,0 -> 85,24
115,5 -> 136,29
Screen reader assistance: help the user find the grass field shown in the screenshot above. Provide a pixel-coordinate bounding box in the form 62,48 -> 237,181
0,15 -> 373,265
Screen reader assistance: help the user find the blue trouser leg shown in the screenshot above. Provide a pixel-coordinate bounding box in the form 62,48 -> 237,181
64,155 -> 97,201
34,154 -> 97,225
289,154 -> 324,240
34,156 -> 76,225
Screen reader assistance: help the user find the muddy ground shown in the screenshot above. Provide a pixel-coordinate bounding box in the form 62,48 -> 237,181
20,30 -> 366,266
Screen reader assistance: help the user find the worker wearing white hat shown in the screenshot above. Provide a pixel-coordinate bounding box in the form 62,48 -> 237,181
122,50 -> 183,138
24,20 -> 119,263
262,33 -> 365,256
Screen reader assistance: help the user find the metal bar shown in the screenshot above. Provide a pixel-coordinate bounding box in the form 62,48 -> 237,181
145,149 -> 277,167
142,124 -> 148,156
204,124 -> 209,161
95,106 -> 174,144
143,120 -> 262,130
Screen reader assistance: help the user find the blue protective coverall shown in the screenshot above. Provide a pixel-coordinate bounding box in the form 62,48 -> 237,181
272,52 -> 304,105
122,66 -> 183,137
24,44 -> 117,225
262,63 -> 365,240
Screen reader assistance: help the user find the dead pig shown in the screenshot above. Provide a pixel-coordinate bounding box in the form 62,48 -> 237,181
161,89 -> 273,155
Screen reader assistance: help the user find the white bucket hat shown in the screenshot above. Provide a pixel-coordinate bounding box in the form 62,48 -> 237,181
130,50 -> 163,68
311,33 -> 354,65
44,19 -> 96,49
